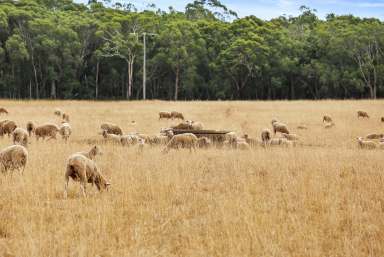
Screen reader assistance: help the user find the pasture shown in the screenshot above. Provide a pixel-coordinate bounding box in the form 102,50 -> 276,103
0,100 -> 383,257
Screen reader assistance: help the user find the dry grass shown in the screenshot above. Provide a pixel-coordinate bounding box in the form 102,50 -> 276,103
0,100 -> 383,257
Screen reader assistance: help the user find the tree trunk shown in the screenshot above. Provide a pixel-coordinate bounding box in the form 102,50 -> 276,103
50,80 -> 56,99
29,80 -> 32,99
95,60 -> 99,99
174,65 -> 180,101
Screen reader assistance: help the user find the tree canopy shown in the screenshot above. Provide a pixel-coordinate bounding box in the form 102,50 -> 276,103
0,0 -> 383,100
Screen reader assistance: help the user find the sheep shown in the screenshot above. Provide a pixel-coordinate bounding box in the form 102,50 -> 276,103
0,107 -> 8,115
197,137 -> 212,149
172,122 -> 192,130
102,130 -> 121,144
26,121 -> 35,137
271,120 -> 290,135
77,146 -> 102,160
35,123 -> 60,141
120,134 -> 139,146
0,120 -> 17,137
190,121 -> 203,130
281,133 -> 299,141
54,108 -> 62,117
12,128 -> 29,147
162,133 -> 198,153
159,112 -> 172,120
100,123 -> 123,136
323,115 -> 333,123
59,123 -> 72,142
171,111 -> 184,120
269,138 -> 294,147
366,133 -> 384,140
0,145 -> 28,174
357,137 -> 376,149
324,122 -> 335,129
357,111 -> 369,119
146,134 -> 169,146
64,154 -> 110,198
261,129 -> 271,144
62,112 -> 70,122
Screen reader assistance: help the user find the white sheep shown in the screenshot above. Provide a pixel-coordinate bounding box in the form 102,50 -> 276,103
0,145 -> 28,174
357,137 -> 376,149
162,133 -> 198,153
64,154 -> 110,198
12,128 -> 29,147
59,123 -> 72,142
102,130 -> 121,144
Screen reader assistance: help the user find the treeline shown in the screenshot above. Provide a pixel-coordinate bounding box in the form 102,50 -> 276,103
0,0 -> 383,100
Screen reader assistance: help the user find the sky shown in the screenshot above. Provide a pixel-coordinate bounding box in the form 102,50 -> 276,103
74,0 -> 384,20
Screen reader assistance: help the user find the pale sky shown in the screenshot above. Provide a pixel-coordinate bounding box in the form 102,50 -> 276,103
73,0 -> 384,20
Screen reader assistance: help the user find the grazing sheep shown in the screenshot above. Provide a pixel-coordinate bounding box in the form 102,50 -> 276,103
261,129 -> 271,144
77,146 -> 102,160
297,125 -> 308,130
162,133 -> 198,153
281,133 -> 299,141
59,123 -> 72,142
357,137 -> 376,149
271,120 -> 290,135
102,130 -> 121,144
12,128 -> 29,147
323,115 -> 333,123
35,123 -> 60,141
62,112 -> 70,122
0,145 -> 28,174
171,111 -> 184,120
64,154 -> 110,198
324,122 -> 335,129
366,133 -> 384,140
357,111 -> 369,119
0,120 -> 17,137
26,121 -> 35,137
100,123 -> 123,136
159,112 -> 172,120
197,137 -> 211,149
54,108 -> 62,117
0,107 -> 8,115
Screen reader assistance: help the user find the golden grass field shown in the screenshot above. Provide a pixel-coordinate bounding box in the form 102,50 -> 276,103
0,100 -> 383,257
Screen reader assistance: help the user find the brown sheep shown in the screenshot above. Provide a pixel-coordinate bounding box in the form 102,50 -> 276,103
0,107 -> 8,115
35,123 -> 60,141
162,133 -> 198,153
271,120 -> 289,135
171,111 -> 184,120
159,112 -> 172,120
357,137 -> 376,149
62,112 -> 70,122
64,154 -> 110,198
26,121 -> 35,137
357,111 -> 369,119
100,123 -> 123,135
366,133 -> 384,140
0,120 -> 17,137
0,145 -> 28,174
323,115 -> 332,123
12,128 -> 29,147
77,146 -> 103,160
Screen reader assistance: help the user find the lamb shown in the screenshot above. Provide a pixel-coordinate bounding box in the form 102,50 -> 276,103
12,128 -> 29,147
159,112 -> 172,120
357,137 -> 376,149
100,123 -> 123,135
171,111 -> 184,120
102,130 -> 121,144
323,115 -> 333,123
0,120 -> 17,137
271,120 -> 290,135
35,123 -> 60,141
0,145 -> 28,174
162,133 -> 198,153
59,123 -> 72,142
62,112 -> 70,122
357,111 -> 369,119
26,121 -> 35,137
281,133 -> 299,141
324,122 -> 335,129
77,145 -> 102,160
366,133 -> 384,140
54,108 -> 62,117
64,154 -> 110,198
0,107 -> 8,115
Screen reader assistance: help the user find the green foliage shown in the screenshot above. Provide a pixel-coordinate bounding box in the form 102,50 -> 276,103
0,0 -> 383,99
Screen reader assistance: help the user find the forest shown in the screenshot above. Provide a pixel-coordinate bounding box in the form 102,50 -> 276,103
0,0 -> 383,100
